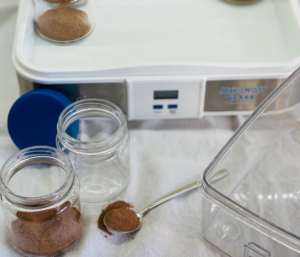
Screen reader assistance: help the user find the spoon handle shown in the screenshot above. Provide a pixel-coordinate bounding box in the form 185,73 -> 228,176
138,169 -> 229,217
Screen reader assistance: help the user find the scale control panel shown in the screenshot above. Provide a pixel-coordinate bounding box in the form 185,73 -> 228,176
127,79 -> 204,120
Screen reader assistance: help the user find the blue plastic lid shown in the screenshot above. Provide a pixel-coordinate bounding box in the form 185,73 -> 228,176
8,89 -> 79,150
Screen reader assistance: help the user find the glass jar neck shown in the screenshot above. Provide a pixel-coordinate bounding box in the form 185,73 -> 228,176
56,99 -> 129,158
0,147 -> 75,209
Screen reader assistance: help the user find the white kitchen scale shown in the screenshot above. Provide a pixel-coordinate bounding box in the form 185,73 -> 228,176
13,0 -> 300,120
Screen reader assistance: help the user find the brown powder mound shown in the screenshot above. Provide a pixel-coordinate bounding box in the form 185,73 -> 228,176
104,208 -> 139,232
16,201 -> 71,222
16,208 -> 57,222
11,202 -> 84,256
98,201 -> 133,235
236,0 -> 256,1
37,5 -> 91,41
45,0 -> 73,3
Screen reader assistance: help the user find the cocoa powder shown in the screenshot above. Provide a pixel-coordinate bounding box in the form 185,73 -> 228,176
37,5 -> 91,41
98,201 -> 134,235
226,0 -> 259,2
45,0 -> 73,3
11,201 -> 84,256
104,208 -> 139,232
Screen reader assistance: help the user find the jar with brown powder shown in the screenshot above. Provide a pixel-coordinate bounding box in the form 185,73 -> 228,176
33,0 -> 95,42
0,146 -> 84,256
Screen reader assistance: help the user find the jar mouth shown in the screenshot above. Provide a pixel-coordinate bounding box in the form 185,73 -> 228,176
57,99 -> 128,156
0,146 -> 75,208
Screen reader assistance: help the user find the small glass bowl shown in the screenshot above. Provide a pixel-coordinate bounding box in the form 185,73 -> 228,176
33,0 -> 95,43
223,0 -> 261,5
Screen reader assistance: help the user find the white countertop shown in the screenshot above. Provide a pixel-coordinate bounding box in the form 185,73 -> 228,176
0,1 -> 248,255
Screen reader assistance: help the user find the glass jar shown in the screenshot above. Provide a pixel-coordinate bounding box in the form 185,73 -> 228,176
33,0 -> 95,43
56,99 -> 130,204
0,146 -> 83,257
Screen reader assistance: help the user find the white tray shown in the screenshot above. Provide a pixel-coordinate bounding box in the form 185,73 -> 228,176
13,0 -> 300,82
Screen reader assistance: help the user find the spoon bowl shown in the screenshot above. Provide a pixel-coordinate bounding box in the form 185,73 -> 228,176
104,213 -> 143,234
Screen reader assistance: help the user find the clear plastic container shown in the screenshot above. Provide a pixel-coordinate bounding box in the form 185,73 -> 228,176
0,146 -> 83,256
201,67 -> 300,256
33,0 -> 95,43
56,99 -> 130,203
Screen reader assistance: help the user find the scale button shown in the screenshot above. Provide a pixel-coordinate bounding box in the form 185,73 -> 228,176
153,105 -> 163,109
168,104 -> 178,109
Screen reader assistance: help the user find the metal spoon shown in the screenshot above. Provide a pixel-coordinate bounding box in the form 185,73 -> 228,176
104,169 -> 229,234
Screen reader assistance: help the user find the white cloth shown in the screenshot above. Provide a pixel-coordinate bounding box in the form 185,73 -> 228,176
0,1 -> 247,256
0,123 -> 236,257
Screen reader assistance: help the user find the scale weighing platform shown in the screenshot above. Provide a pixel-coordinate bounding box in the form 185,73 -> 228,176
13,0 -> 300,120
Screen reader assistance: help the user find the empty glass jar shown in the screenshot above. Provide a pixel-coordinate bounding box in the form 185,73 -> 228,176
33,0 -> 95,42
56,99 -> 130,203
0,146 -> 83,256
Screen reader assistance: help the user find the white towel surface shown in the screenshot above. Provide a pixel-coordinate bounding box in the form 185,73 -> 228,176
0,120 -> 238,257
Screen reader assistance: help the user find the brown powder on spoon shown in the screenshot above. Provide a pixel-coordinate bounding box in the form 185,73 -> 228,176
104,208 -> 139,232
45,0 -> 73,3
97,201 -> 134,235
37,5 -> 91,41
226,0 -> 259,2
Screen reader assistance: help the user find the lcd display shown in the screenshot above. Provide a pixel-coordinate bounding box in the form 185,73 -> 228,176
154,90 -> 178,100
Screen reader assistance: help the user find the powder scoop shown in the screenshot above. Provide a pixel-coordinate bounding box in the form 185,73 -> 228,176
104,169 -> 229,234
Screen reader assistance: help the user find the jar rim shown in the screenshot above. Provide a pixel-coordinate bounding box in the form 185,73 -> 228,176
56,99 -> 128,156
0,146 -> 75,208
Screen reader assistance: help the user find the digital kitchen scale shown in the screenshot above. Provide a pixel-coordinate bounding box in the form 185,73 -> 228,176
13,0 -> 300,120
